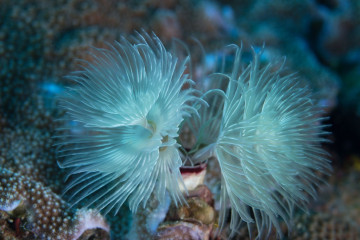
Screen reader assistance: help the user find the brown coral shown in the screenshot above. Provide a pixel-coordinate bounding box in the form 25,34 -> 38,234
155,221 -> 213,240
0,168 -> 110,240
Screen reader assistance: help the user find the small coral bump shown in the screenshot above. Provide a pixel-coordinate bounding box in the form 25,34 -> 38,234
0,168 -> 110,240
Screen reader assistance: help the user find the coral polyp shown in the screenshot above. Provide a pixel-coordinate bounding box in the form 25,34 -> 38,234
57,32 -> 200,215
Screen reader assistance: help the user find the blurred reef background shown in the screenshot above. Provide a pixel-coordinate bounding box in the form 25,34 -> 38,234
0,0 -> 359,239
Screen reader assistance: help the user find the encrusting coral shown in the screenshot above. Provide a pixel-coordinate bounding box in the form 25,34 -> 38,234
0,168 -> 110,240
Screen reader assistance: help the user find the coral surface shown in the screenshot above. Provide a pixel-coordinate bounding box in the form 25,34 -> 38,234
0,168 -> 110,240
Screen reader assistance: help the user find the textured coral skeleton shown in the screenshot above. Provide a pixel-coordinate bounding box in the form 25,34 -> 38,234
58,32 -> 331,239
0,168 -> 110,240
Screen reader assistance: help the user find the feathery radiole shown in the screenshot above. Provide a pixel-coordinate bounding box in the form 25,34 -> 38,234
57,32 -> 201,215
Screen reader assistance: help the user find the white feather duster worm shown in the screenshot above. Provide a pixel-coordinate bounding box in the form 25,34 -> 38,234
57,32 -> 200,214
201,45 -> 331,238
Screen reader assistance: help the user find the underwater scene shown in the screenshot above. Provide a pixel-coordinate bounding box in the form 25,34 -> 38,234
0,0 -> 359,239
